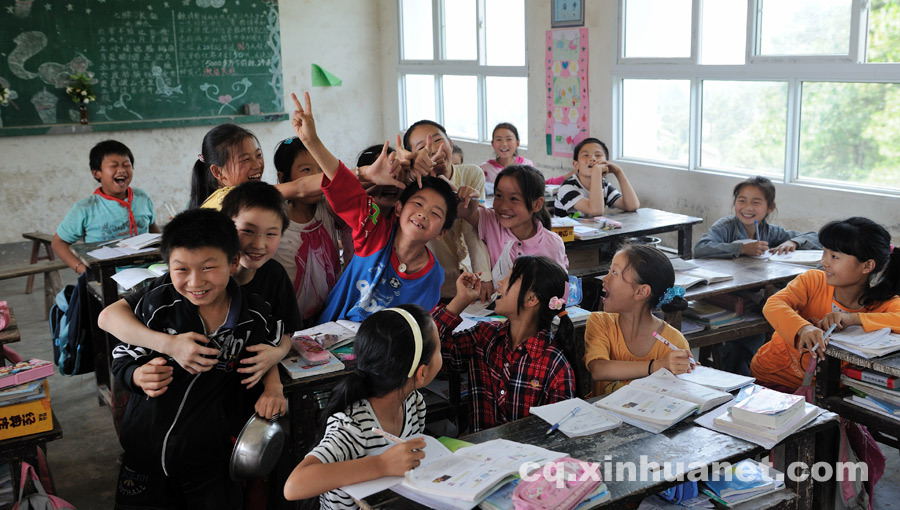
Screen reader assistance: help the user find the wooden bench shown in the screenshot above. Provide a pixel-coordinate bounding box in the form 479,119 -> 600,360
21,232 -> 57,295
0,260 -> 68,319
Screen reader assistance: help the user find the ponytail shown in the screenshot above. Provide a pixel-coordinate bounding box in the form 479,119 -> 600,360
189,159 -> 217,209
819,217 -> 899,307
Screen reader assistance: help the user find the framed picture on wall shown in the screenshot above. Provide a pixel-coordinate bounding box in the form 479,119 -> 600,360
551,0 -> 584,28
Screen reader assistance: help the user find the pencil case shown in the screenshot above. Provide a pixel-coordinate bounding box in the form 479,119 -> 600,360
291,336 -> 330,365
512,457 -> 601,510
0,359 -> 54,389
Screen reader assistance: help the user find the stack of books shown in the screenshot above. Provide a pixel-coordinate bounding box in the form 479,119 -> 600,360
708,385 -> 822,447
841,366 -> 900,421
828,326 -> 900,359
704,459 -> 786,506
684,301 -> 749,330
0,359 -> 55,440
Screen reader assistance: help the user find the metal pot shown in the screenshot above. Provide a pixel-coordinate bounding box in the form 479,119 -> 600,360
230,413 -> 286,480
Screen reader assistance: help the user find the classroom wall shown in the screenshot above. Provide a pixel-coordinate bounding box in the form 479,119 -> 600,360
0,0 -> 386,244
380,0 -> 900,242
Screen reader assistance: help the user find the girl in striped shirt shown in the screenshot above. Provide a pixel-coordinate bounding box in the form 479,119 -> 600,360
283,305 -> 443,509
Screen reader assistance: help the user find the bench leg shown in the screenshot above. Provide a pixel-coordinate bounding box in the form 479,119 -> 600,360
42,271 -> 61,321
25,240 -> 40,294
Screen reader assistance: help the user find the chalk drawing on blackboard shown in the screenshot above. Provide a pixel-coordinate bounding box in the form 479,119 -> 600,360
30,89 -> 56,123
14,0 -> 35,18
200,78 -> 251,114
152,66 -> 183,96
265,1 -> 281,110
196,0 -> 225,8
96,93 -> 144,121
8,31 -> 44,80
38,54 -> 94,89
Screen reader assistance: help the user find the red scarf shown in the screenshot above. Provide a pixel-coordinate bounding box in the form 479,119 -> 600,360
93,187 -> 138,236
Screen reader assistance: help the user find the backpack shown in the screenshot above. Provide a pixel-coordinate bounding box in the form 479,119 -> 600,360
49,274 -> 94,376
13,461 -> 76,510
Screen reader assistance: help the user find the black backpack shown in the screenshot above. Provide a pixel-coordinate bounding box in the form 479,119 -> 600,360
49,274 -> 95,375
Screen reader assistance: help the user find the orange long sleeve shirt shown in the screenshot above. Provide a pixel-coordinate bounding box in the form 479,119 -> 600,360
751,269 -> 900,389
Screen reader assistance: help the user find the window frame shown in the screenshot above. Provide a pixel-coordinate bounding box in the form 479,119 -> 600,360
397,0 -> 529,146
613,0 -> 900,196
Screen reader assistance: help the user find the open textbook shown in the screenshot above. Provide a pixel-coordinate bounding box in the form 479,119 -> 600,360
595,369 -> 732,433
674,267 -> 733,289
530,398 -> 622,437
342,438 -> 566,508
292,320 -> 360,351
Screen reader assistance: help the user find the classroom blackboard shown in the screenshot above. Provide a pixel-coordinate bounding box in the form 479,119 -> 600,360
0,0 -> 286,136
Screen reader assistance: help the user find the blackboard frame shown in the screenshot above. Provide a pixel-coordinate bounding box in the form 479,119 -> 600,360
0,112 -> 288,137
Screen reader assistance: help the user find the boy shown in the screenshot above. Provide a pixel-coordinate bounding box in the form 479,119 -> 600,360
289,92 -> 459,322
52,140 -> 159,274
553,137 -> 640,217
107,208 -> 285,508
98,182 -> 298,386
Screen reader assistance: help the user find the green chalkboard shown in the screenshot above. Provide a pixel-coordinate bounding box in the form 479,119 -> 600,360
0,0 -> 286,136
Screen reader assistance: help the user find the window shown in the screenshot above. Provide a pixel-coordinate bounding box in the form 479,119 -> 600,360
398,0 -> 528,146
615,0 -> 900,194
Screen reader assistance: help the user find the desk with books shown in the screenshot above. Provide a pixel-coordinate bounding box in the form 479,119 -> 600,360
816,346 -> 900,450
360,406 -> 838,510
69,241 -> 161,413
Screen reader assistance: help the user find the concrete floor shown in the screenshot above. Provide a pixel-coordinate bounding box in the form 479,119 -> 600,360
0,239 -> 897,509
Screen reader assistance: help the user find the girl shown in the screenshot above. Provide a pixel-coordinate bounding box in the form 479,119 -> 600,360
751,217 -> 900,391
553,137 -> 640,217
188,123 -> 323,210
460,165 -> 568,289
401,120 -> 493,301
432,256 -> 576,432
480,122 -> 534,184
289,92 -> 458,322
272,136 -> 354,324
694,176 -> 821,259
585,244 -> 692,396
98,181 -> 298,387
283,305 -> 441,508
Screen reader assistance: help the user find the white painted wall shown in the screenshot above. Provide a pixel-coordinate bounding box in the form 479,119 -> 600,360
380,0 -> 899,241
0,0 -> 385,243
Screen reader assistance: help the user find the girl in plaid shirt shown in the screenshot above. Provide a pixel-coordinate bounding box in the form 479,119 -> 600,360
432,256 -> 576,432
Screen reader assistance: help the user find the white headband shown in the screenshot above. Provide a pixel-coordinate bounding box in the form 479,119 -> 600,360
385,308 -> 423,378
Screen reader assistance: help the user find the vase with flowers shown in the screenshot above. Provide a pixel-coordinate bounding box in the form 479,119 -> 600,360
66,72 -> 96,125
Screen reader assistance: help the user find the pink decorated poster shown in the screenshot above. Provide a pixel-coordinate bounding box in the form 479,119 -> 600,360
545,28 -> 589,158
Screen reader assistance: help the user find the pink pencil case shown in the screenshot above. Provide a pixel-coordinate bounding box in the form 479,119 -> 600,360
512,457 -> 602,510
0,359 -> 54,389
291,336 -> 330,365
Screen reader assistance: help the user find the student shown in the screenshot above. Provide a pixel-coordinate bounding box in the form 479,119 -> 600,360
553,137 -> 640,217
272,136 -> 354,324
108,208 -> 286,508
451,143 -> 464,165
460,165 -> 568,288
585,244 -> 692,396
432,256 -> 576,432
283,305 -> 440,508
189,123 -> 322,210
401,120 -> 493,301
288,92 -> 456,322
99,181 -> 297,387
52,140 -> 159,273
751,217 -> 900,391
357,144 -> 403,212
694,176 -> 821,258
479,122 -> 534,184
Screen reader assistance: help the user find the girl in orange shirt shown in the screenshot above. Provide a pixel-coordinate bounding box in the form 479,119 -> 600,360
585,244 -> 693,396
751,217 -> 900,391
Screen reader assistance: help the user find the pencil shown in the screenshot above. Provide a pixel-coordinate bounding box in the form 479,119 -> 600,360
652,331 -> 697,366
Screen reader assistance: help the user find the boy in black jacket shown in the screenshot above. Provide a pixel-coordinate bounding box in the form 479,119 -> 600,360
108,208 -> 286,509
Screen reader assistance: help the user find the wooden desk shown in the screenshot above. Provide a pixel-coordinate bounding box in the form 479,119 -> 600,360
361,411 -> 838,509
565,208 -> 703,260
816,346 -> 900,450
68,242 -> 161,409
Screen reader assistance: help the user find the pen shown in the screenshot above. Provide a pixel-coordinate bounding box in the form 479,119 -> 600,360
372,427 -> 403,444
701,488 -> 730,509
753,220 -> 759,241
653,331 -> 697,366
545,406 -> 581,435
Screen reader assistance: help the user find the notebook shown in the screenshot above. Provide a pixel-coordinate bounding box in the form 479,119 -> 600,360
768,250 -> 823,266
115,233 -> 162,250
828,326 -> 900,359
279,352 -> 345,379
674,267 -> 733,289
530,398 -> 622,437
676,365 -> 755,392
595,369 -> 732,433
110,263 -> 168,290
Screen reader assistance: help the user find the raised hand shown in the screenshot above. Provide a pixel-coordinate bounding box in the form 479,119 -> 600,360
358,141 -> 406,189
290,91 -> 318,144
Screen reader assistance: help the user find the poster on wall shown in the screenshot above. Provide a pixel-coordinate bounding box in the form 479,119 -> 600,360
545,28 -> 589,158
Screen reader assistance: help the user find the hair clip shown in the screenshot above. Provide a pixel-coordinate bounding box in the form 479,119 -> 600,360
657,285 -> 686,307
197,153 -> 205,162
548,296 -> 565,310
283,137 -> 295,144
